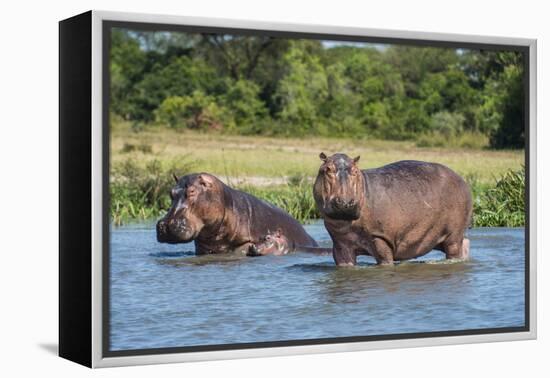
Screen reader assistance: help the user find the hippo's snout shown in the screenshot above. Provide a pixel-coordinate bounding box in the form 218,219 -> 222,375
157,219 -> 168,235
156,219 -> 170,242
157,218 -> 189,243
168,218 -> 187,233
327,197 -> 360,220
332,197 -> 356,210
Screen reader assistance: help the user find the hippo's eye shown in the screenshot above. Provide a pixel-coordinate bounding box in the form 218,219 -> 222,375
266,236 -> 272,241
325,166 -> 335,175
187,186 -> 197,196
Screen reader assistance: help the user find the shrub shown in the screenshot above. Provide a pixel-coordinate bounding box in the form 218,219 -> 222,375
121,143 -> 153,154
429,111 -> 465,137
130,56 -> 223,122
155,91 -> 234,130
416,131 -> 488,149
473,167 -> 525,227
110,158 -> 194,225
415,133 -> 447,148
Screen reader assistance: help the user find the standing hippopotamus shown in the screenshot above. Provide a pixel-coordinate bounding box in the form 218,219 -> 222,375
313,153 -> 472,266
157,173 -> 318,255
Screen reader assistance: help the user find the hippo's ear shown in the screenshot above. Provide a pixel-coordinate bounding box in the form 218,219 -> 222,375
198,174 -> 214,189
353,155 -> 360,164
172,173 -> 179,183
319,152 -> 327,162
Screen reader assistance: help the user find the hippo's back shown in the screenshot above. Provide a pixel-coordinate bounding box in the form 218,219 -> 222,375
226,185 -> 318,247
363,160 -> 472,231
365,160 -> 469,194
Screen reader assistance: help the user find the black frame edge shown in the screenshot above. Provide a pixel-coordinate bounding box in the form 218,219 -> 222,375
59,10 -> 93,368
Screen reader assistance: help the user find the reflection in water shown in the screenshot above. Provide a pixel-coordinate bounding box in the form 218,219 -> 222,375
317,260 -> 472,305
109,222 -> 525,351
148,251 -> 195,258
157,252 -> 248,266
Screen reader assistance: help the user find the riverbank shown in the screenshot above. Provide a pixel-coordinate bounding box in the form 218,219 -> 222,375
110,122 -> 525,227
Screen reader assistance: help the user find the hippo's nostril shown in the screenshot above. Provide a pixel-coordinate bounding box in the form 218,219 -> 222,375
157,221 -> 167,232
167,218 -> 186,232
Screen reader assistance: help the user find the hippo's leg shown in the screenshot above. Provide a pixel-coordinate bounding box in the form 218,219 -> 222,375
231,242 -> 255,256
443,237 -> 469,260
461,238 -> 470,259
247,244 -> 261,256
332,241 -> 357,266
372,238 -> 394,265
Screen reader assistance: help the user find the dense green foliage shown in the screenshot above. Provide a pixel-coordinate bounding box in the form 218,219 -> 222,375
111,29 -> 525,148
472,167 -> 525,227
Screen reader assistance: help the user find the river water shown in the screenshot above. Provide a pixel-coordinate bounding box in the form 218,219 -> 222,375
109,221 -> 525,351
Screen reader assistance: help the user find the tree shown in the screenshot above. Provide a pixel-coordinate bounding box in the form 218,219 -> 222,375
110,29 -> 148,119
222,79 -> 268,134
419,68 -> 479,131
385,45 -> 459,97
199,35 -> 282,80
108,28 -> 526,149
344,50 -> 404,102
341,49 -> 406,137
130,56 -> 223,121
272,42 -> 328,134
155,91 -> 233,130
320,61 -> 363,135
489,63 -> 525,148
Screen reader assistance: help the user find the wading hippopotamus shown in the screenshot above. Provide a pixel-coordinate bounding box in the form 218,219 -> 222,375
157,173 -> 318,255
247,228 -> 289,256
313,153 -> 472,266
248,229 -> 333,257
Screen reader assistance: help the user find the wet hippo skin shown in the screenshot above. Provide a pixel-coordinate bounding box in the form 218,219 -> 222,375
248,228 -> 333,257
157,173 -> 318,255
247,228 -> 290,256
314,153 -> 473,266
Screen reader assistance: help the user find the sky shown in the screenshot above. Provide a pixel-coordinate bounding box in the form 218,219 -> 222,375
321,40 -> 388,50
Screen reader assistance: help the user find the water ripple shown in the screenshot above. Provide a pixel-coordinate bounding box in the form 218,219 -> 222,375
109,223 -> 526,351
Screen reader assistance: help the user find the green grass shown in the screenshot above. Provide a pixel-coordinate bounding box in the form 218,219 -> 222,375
472,167 -> 525,227
111,120 -> 524,185
109,121 -> 525,227
415,131 -> 490,149
110,158 -> 193,226
110,158 -> 526,228
242,180 -> 320,224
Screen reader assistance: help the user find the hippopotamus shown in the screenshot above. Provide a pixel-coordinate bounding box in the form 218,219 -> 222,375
247,228 -> 289,256
248,229 -> 333,257
157,173 -> 318,255
313,153 -> 472,266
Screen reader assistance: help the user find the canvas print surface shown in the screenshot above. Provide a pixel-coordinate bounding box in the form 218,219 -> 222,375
107,24 -> 527,353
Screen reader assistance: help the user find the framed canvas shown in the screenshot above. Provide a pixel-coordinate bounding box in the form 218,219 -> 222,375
59,10 -> 537,368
